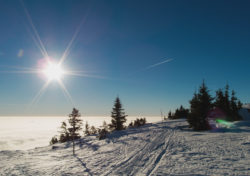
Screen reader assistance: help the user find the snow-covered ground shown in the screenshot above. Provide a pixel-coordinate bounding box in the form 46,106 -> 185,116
0,119 -> 250,176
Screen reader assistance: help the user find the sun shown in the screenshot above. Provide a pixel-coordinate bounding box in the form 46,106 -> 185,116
42,62 -> 64,81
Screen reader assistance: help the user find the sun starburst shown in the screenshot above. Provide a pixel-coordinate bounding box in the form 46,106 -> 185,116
0,1 -> 108,109
42,62 -> 64,81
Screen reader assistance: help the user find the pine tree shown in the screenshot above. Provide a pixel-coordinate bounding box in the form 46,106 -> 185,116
50,136 -> 58,145
90,126 -> 97,135
214,88 -> 225,109
173,105 -> 189,119
187,81 -> 213,130
187,92 -> 199,128
102,121 -> 109,131
224,84 -> 231,120
168,111 -> 172,119
110,97 -> 127,131
230,90 -> 242,121
84,121 -> 90,136
59,121 -> 70,143
68,108 -> 82,155
215,85 -> 243,121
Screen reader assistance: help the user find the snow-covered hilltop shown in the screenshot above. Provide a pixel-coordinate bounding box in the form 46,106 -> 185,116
0,119 -> 250,176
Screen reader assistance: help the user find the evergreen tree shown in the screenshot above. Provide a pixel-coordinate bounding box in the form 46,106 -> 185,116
224,84 -> 231,119
187,92 -> 199,128
110,97 -> 127,131
168,111 -> 172,119
214,88 -> 225,109
230,90 -> 242,121
84,121 -> 90,136
187,81 -> 213,130
215,85 -> 243,121
68,108 -> 82,155
237,100 -> 243,110
59,121 -> 70,143
173,105 -> 189,119
50,136 -> 58,145
102,121 -> 109,131
90,126 -> 97,135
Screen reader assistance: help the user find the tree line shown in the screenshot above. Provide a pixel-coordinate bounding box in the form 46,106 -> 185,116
50,97 -> 147,154
167,81 -> 243,131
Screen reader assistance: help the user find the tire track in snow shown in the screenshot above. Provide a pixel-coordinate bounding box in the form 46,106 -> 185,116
147,128 -> 176,176
102,126 -> 176,176
101,131 -> 161,176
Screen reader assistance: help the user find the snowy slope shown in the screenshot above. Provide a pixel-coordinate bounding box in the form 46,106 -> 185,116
0,120 -> 250,176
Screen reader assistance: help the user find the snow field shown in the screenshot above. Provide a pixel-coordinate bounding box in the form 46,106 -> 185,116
0,119 -> 249,176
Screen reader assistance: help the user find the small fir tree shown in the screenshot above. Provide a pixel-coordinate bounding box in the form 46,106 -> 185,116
102,121 -> 109,132
59,121 -> 70,143
168,111 -> 172,119
84,121 -> 90,136
90,126 -> 97,135
50,136 -> 58,145
110,97 -> 127,131
68,108 -> 82,155
173,105 -> 189,119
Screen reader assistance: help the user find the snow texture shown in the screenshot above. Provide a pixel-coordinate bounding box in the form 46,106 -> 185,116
0,119 -> 250,176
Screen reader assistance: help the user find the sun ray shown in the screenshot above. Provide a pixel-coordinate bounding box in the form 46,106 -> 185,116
65,71 -> 110,80
0,65 -> 42,74
59,7 -> 91,65
57,79 -> 75,105
0,70 -> 39,74
0,65 -> 39,71
27,26 -> 48,58
20,0 -> 49,60
29,80 -> 51,107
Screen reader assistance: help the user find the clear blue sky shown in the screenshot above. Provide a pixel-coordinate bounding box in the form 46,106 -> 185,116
0,0 -> 250,116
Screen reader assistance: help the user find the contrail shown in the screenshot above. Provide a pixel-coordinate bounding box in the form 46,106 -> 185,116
145,58 -> 173,70
127,57 -> 174,77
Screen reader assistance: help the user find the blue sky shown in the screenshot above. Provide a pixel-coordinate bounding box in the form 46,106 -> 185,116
0,0 -> 250,116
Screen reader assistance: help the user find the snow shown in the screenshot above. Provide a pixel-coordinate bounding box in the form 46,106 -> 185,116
242,103 -> 250,109
0,119 -> 250,175
239,108 -> 250,121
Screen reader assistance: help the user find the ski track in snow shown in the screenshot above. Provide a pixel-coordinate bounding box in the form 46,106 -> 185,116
0,120 -> 250,176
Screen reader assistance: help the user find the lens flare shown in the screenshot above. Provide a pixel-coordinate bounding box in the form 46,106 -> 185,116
215,119 -> 234,128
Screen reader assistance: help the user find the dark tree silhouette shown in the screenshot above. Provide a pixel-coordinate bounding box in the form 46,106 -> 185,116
168,111 -> 172,119
214,85 -> 243,121
214,88 -> 225,109
110,97 -> 127,131
230,90 -> 242,121
50,136 -> 58,145
68,108 -> 82,155
171,105 -> 189,119
187,81 -> 213,130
